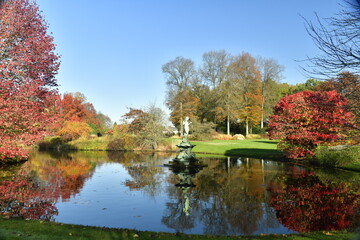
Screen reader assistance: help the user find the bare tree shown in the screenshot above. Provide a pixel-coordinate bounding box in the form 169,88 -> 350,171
200,50 -> 232,126
200,50 -> 231,89
162,56 -> 196,135
303,0 -> 360,78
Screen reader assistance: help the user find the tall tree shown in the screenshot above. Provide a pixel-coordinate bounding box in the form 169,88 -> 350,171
200,50 -> 231,126
0,0 -> 60,86
166,89 -> 200,129
303,0 -> 360,77
0,0 -> 60,161
200,50 -> 231,90
230,53 -> 263,135
257,57 -> 284,128
162,56 -> 196,135
215,79 -> 241,135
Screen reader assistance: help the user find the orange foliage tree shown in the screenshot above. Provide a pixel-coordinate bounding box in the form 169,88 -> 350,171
58,92 -> 102,138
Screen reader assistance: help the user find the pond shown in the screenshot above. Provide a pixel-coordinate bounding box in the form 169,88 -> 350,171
0,150 -> 359,236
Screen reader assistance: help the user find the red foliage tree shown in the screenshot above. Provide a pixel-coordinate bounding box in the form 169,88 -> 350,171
268,90 -> 354,159
0,80 -> 59,161
317,72 -> 360,143
0,0 -> 60,161
0,0 -> 59,87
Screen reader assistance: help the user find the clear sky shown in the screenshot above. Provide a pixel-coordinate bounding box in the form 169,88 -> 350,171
36,0 -> 341,122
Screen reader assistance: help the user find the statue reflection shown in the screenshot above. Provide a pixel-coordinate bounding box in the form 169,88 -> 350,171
162,160 -> 205,232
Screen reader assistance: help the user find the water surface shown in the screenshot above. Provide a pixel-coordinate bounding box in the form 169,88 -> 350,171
0,151 -> 359,236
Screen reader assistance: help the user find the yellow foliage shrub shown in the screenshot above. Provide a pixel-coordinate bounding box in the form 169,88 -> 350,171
212,133 -> 234,140
58,121 -> 92,141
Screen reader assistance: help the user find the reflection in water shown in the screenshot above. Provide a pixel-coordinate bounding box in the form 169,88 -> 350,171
0,175 -> 58,220
268,167 -> 360,232
162,161 -> 204,232
0,151 -> 359,236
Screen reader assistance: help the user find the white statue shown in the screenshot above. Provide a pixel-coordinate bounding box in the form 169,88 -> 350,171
183,116 -> 191,138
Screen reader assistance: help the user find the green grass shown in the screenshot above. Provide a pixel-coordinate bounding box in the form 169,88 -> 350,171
0,218 -> 358,240
315,146 -> 360,167
191,139 -> 283,160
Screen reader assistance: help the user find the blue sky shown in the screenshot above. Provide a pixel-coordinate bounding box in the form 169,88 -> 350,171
36,0 -> 341,122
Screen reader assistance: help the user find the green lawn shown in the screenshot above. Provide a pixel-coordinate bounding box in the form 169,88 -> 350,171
191,139 -> 283,160
0,218 -> 357,240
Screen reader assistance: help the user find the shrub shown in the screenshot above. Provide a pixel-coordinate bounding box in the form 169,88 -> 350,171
122,134 -> 137,150
191,119 -> 216,141
246,134 -> 262,139
107,138 -> 125,151
58,121 -> 92,141
314,146 -> 360,167
38,136 -> 74,151
251,126 -> 267,134
212,133 -> 234,140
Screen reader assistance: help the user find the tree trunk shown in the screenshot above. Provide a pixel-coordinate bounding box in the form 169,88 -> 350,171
245,118 -> 249,136
227,113 -> 230,135
261,102 -> 264,128
180,102 -> 183,137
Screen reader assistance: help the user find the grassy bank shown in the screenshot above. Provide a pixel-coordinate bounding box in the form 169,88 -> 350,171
38,136 -> 360,171
0,218 -> 358,240
191,139 -> 283,160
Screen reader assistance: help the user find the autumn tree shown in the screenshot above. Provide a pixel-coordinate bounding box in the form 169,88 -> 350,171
122,108 -> 148,134
230,53 -> 263,135
58,121 -> 92,141
163,56 -> 196,135
59,92 -> 106,136
0,0 -> 60,161
137,104 -> 167,150
268,90 -> 355,159
166,89 -> 200,130
60,93 -> 88,122
317,72 -> 360,142
0,0 -> 59,86
215,79 -> 241,135
122,105 -> 166,149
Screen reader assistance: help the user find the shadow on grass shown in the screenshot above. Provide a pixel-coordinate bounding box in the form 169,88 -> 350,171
224,148 -> 284,160
253,140 -> 278,145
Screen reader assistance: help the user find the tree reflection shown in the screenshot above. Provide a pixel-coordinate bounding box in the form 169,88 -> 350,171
0,176 -> 58,220
193,158 -> 268,235
0,151 -> 96,220
108,151 -> 168,197
269,167 -> 360,232
162,157 -> 282,235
